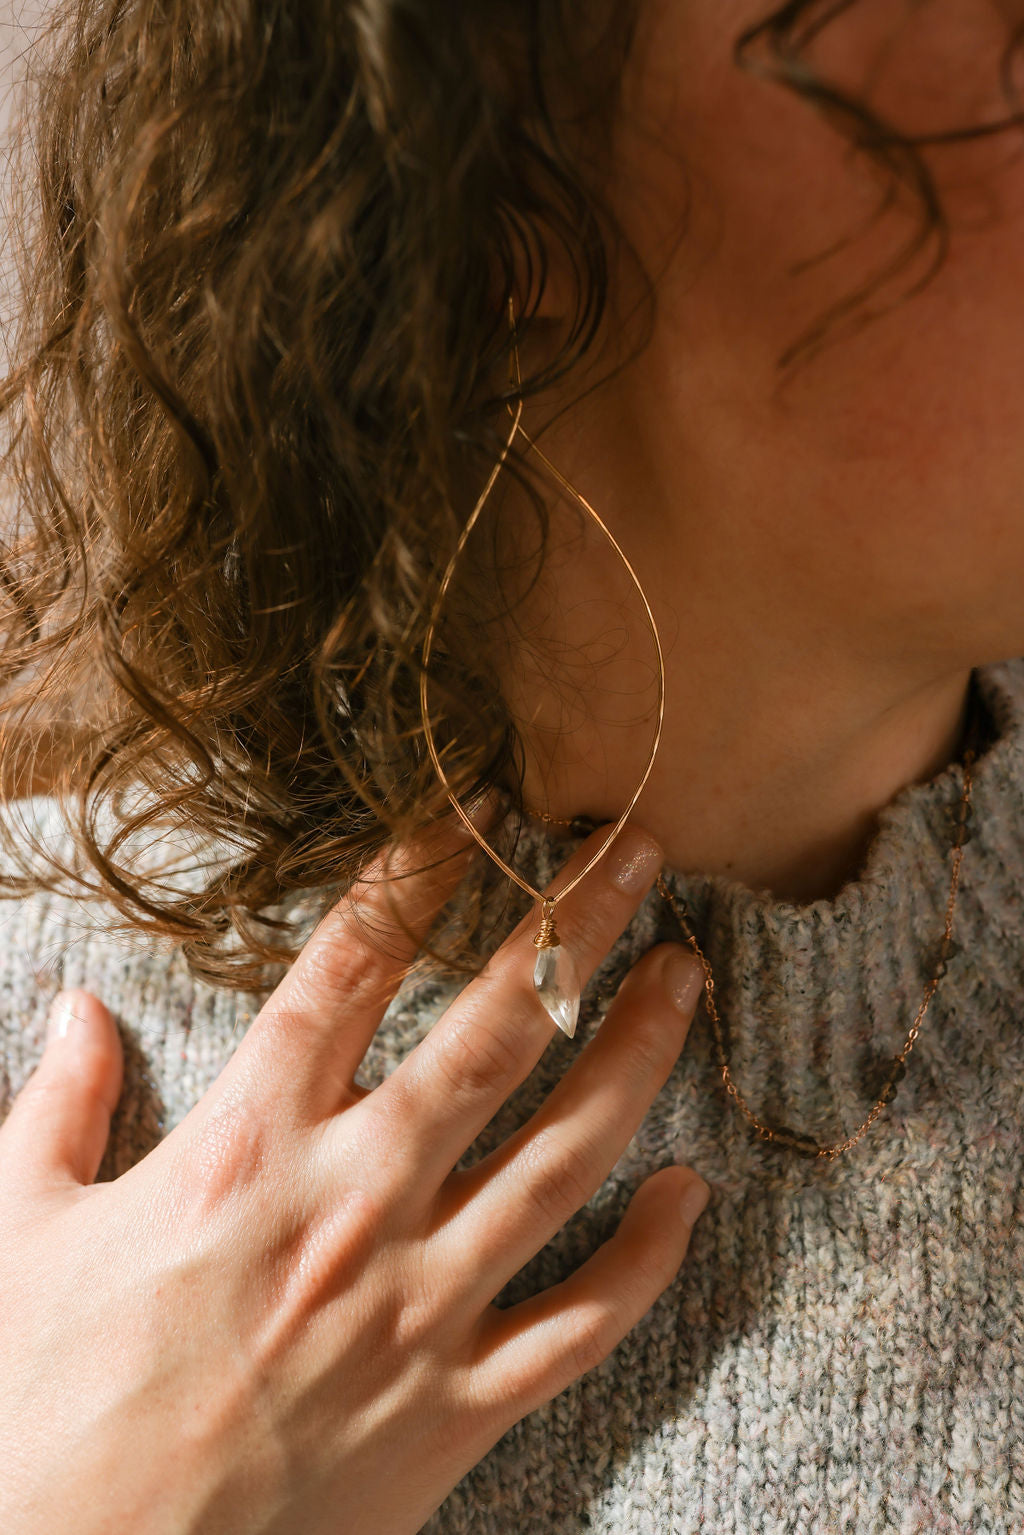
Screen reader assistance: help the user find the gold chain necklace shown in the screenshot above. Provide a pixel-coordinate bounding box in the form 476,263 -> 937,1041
524,733 -> 979,1162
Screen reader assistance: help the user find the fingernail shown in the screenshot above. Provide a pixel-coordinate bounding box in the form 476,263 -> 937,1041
47,991 -> 88,1045
680,1175 -> 711,1226
605,827 -> 663,895
664,947 -> 705,1015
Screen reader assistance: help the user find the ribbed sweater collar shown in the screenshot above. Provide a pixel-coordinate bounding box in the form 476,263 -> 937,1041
505,657 -> 1024,1143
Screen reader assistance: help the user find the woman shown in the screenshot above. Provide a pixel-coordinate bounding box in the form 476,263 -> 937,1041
0,0 -> 1022,1529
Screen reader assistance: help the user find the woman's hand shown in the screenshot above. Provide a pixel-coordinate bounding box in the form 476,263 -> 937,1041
0,820 -> 709,1535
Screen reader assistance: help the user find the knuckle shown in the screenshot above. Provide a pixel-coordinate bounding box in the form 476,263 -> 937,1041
176,1089 -> 274,1219
437,1357 -> 497,1454
453,1342 -> 543,1453
385,1283 -> 450,1356
519,1127 -> 596,1226
264,1184 -> 391,1344
560,899 -> 621,965
430,1009 -> 523,1105
565,1303 -> 618,1379
308,1179 -> 390,1263
615,1009 -> 678,1088
288,927 -> 387,1016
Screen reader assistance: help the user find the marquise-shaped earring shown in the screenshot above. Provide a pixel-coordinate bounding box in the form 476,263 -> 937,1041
419,297 -> 665,1039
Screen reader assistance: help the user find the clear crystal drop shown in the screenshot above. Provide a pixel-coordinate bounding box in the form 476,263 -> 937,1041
533,943 -> 581,1039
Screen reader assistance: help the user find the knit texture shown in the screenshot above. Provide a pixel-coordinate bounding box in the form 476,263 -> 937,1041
2,659 -> 1024,1533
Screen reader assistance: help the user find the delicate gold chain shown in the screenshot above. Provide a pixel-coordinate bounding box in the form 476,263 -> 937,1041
525,744 -> 976,1161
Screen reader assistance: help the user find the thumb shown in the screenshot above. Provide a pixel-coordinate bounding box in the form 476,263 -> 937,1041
0,990 -> 124,1192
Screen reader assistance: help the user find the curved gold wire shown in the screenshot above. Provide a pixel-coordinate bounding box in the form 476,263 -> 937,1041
419,297 -> 666,911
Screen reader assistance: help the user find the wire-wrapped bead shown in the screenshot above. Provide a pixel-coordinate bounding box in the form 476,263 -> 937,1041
765,1124 -> 822,1158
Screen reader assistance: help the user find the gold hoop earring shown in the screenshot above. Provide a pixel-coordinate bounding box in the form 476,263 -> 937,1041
419,297 -> 666,1038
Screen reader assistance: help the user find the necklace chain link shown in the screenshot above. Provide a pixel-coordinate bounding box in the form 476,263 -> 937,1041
524,743 -> 977,1162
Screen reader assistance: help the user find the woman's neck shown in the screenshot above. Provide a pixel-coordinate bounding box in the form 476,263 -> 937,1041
498,523 -> 981,904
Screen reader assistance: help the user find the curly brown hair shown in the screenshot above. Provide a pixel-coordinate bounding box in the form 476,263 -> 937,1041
1,0 -> 1022,992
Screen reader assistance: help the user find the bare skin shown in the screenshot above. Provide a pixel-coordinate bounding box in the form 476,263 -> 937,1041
0,820 -> 708,1535
503,0 -> 1024,903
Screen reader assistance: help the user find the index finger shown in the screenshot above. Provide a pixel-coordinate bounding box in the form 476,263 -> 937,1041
221,802 -> 497,1125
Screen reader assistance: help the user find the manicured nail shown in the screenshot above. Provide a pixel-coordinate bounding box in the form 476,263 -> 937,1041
47,991 -> 88,1045
680,1175 -> 712,1226
664,947 -> 705,1015
605,827 -> 663,895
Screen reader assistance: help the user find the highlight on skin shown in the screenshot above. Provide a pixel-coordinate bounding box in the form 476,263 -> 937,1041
0,0 -> 1022,991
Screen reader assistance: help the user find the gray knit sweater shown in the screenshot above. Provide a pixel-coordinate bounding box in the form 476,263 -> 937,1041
2,657 -> 1023,1534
